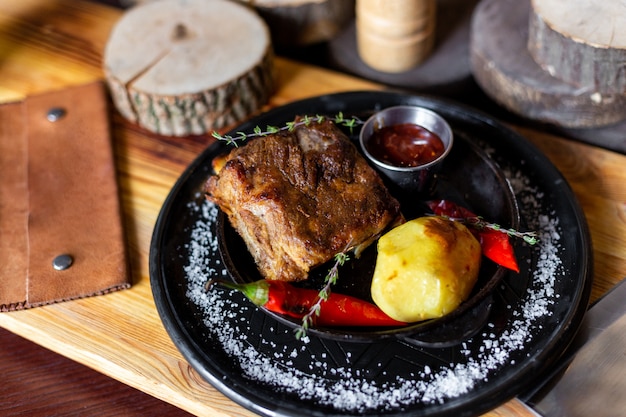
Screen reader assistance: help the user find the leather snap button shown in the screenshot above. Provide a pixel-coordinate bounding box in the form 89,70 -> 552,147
46,107 -> 66,122
52,254 -> 73,270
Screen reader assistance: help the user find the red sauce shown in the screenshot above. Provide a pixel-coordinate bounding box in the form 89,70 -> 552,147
367,123 -> 445,167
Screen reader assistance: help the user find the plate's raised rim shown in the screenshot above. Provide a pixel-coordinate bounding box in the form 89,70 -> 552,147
149,90 -> 593,417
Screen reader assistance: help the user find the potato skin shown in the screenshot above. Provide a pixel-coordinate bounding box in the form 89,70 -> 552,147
371,216 -> 482,322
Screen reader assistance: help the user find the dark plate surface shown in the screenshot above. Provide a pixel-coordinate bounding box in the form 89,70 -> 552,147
217,118 -> 519,345
150,91 -> 592,417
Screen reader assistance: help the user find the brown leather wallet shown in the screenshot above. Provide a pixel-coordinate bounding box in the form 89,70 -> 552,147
0,81 -> 130,311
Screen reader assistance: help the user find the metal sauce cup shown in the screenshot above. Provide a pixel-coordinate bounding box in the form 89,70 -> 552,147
359,105 -> 453,196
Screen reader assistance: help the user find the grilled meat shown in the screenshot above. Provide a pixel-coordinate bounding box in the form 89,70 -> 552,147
205,117 -> 402,282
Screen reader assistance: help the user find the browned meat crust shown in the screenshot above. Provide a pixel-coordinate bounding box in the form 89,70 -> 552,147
205,117 -> 402,282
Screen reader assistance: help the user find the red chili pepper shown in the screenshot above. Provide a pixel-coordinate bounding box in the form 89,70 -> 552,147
210,279 -> 407,327
426,199 -> 520,273
479,229 -> 520,272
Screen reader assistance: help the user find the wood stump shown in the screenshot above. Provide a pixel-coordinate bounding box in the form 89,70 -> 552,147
241,0 -> 355,46
528,0 -> 626,95
470,0 -> 626,128
104,0 -> 274,136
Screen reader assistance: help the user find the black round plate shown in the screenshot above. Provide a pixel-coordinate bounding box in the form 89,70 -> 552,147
150,91 -> 592,417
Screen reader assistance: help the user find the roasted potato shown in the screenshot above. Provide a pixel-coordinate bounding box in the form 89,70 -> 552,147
371,216 -> 482,322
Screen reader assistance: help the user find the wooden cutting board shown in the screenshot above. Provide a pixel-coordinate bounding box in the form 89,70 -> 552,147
1,1 -> 625,416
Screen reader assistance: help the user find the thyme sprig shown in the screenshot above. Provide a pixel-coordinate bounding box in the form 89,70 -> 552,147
212,112 -> 364,147
443,215 -> 539,245
295,251 -> 350,340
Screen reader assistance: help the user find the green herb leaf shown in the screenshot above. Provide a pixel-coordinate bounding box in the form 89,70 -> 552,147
439,215 -> 539,245
295,246 -> 351,340
211,113 -> 364,146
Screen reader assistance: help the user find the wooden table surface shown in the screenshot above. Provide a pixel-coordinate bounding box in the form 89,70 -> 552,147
1,1 -> 625,416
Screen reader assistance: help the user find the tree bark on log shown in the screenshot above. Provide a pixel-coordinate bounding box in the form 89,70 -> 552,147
242,0 -> 355,46
528,0 -> 626,95
470,0 -> 626,128
104,0 -> 274,137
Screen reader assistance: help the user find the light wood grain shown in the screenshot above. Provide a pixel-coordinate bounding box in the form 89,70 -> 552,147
1,1 -> 625,416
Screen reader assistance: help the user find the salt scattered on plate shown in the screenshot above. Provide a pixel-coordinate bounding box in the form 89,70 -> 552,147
183,168 -> 562,413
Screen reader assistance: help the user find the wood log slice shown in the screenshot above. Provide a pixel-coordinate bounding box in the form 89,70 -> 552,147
470,0 -> 626,128
104,0 -> 274,136
239,0 -> 355,46
528,0 -> 626,94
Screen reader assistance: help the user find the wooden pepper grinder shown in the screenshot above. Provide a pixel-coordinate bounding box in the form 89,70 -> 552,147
356,0 -> 436,73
